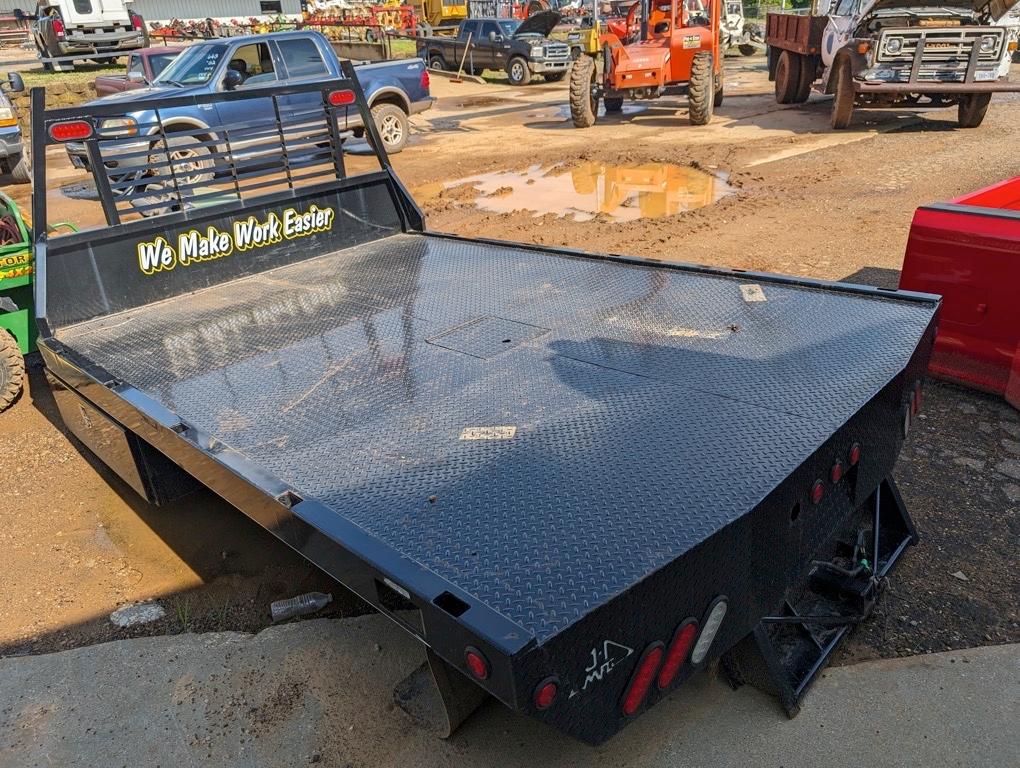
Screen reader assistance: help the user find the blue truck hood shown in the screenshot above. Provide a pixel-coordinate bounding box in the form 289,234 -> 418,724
90,84 -> 208,106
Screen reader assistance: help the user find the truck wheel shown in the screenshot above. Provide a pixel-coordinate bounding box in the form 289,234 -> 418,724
370,103 -> 410,154
544,71 -> 565,82
830,56 -> 855,129
688,51 -> 714,125
429,55 -> 446,71
739,44 -> 756,57
569,55 -> 599,127
774,50 -> 800,104
507,57 -> 531,86
793,54 -> 814,103
0,330 -> 25,412
159,135 -> 214,187
714,63 -> 725,107
604,96 -> 623,113
7,152 -> 30,185
957,93 -> 991,128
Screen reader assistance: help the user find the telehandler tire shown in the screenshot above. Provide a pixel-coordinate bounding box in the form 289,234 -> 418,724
774,50 -> 800,104
714,63 -> 725,107
604,96 -> 624,112
0,330 -> 24,412
957,93 -> 991,128
569,55 -> 599,127
688,52 -> 714,125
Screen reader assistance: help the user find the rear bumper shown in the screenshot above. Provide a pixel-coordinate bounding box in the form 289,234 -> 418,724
54,32 -> 146,54
855,80 -> 1020,93
408,96 -> 435,115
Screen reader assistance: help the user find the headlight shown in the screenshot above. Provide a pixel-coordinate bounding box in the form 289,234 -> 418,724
531,45 -> 544,56
98,117 -> 138,137
979,35 -> 996,53
885,37 -> 902,54
0,105 -> 16,127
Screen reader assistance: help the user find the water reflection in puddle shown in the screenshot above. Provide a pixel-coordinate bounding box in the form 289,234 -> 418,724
424,162 -> 734,222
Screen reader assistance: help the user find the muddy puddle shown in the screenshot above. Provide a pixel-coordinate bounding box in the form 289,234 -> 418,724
421,162 -> 734,222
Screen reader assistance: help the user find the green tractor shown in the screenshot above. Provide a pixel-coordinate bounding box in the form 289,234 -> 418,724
0,192 -> 76,411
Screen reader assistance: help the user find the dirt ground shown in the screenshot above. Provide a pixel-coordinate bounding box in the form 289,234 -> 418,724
0,55 -> 1018,662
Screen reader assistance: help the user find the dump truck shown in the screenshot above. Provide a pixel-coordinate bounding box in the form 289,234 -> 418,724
31,66 -> 938,744
766,0 -> 1020,128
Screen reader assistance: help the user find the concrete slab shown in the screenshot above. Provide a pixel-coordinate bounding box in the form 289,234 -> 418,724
1,616 -> 1017,768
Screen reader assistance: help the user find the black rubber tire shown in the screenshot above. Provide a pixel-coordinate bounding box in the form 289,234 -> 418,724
569,55 -> 598,127
544,71 -> 566,82
159,135 -> 215,187
0,330 -> 25,413
369,103 -> 410,154
507,56 -> 531,86
774,49 -> 800,104
714,62 -> 725,107
604,96 -> 624,113
7,152 -> 29,184
830,56 -> 855,129
429,54 -> 446,71
739,43 -> 756,57
688,51 -> 714,126
957,93 -> 991,128
793,53 -> 814,103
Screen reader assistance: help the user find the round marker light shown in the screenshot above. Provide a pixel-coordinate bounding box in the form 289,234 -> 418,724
690,597 -> 728,665
811,480 -> 825,505
534,678 -> 558,710
465,647 -> 489,680
831,461 -> 844,484
849,442 -> 862,467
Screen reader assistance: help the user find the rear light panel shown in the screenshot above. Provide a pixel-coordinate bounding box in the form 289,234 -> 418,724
657,618 -> 698,689
130,12 -> 144,31
48,120 -> 93,141
420,68 -> 430,91
621,642 -> 663,716
52,17 -> 65,38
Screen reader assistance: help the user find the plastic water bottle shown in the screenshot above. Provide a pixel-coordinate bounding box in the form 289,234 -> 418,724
270,592 -> 333,622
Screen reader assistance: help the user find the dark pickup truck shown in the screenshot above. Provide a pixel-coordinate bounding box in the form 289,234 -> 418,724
32,67 -> 937,745
417,11 -> 571,85
94,46 -> 183,97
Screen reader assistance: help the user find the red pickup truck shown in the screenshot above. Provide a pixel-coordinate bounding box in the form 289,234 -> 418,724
94,46 -> 183,97
900,177 -> 1020,409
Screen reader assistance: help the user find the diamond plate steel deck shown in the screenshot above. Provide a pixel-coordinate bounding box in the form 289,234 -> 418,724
56,233 -> 937,642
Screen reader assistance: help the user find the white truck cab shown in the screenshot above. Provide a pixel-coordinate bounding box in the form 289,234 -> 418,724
32,0 -> 149,71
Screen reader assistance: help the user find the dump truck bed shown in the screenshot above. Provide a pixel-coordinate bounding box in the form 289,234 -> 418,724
33,73 -> 939,744
55,231 -> 936,640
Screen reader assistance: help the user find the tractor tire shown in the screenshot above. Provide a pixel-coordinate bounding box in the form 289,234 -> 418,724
739,43 -> 756,57
830,56 -> 855,129
544,71 -> 566,82
569,55 -> 599,128
507,56 -> 531,86
0,330 -> 25,412
957,93 -> 991,128
688,51 -> 715,126
774,50 -> 800,104
714,62 -> 725,107
604,96 -> 624,113
429,55 -> 446,71
7,152 -> 29,185
793,54 -> 814,103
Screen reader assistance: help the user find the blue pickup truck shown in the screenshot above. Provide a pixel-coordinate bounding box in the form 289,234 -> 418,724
68,30 -> 432,181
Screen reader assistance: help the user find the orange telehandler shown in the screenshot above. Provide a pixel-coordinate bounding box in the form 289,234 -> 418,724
568,0 -> 723,127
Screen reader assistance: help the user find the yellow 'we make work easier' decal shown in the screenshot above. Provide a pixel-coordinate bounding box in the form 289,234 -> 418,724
136,204 -> 335,275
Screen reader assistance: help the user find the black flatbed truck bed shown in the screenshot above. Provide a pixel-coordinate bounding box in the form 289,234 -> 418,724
31,70 -> 939,745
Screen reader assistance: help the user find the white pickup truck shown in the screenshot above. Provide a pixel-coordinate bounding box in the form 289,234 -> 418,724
31,0 -> 149,71
765,0 -> 1020,128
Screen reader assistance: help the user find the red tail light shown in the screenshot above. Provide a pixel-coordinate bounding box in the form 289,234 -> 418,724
533,677 -> 558,710
621,642 -> 664,716
51,17 -> 65,37
830,460 -> 844,484
420,68 -> 430,91
849,442 -> 862,466
811,479 -> 825,505
131,12 -> 144,31
328,89 -> 356,106
657,619 -> 698,689
49,120 -> 92,141
464,647 -> 489,680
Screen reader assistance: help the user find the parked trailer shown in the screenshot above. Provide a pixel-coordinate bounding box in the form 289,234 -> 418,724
900,176 -> 1020,409
31,67 -> 938,744
766,0 -> 1020,129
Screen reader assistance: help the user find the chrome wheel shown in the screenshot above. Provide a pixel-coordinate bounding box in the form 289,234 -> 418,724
379,114 -> 403,148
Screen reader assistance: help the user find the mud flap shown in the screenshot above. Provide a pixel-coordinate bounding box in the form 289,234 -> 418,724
393,648 -> 488,738
720,477 -> 915,716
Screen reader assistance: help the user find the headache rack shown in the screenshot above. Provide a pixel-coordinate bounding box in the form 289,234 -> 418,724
32,72 -> 939,745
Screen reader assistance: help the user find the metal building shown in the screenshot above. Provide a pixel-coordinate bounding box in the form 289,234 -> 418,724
0,0 -> 303,23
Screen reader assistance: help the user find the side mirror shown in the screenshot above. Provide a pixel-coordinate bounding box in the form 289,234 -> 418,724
223,68 -> 243,91
488,31 -> 498,42
4,72 -> 24,94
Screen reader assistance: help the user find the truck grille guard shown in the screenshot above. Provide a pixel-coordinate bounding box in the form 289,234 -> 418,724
874,27 -> 1003,84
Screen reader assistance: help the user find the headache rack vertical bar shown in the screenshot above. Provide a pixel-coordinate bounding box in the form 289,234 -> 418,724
341,59 -> 393,172
322,89 -> 348,181
30,88 -> 47,238
270,93 -> 294,191
87,138 -> 121,225
153,108 -> 186,213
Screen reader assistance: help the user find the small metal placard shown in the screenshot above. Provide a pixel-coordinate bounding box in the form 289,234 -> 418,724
740,284 -> 767,303
460,426 -> 517,441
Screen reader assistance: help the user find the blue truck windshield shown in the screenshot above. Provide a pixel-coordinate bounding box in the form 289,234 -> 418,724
153,43 -> 229,86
